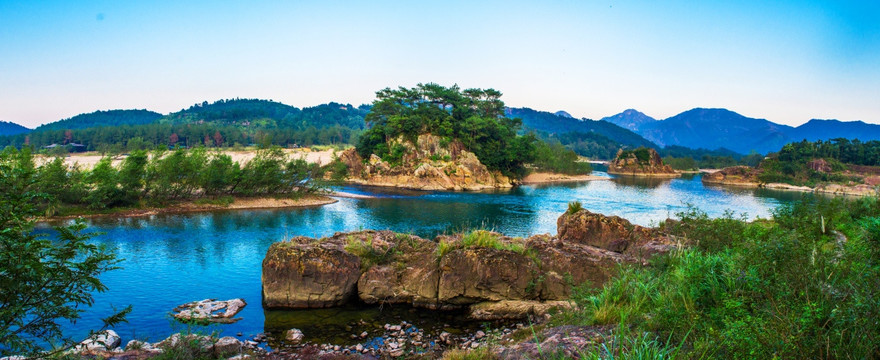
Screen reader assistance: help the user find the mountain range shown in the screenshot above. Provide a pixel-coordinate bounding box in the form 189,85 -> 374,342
3,100 -> 878,156
602,108 -> 880,154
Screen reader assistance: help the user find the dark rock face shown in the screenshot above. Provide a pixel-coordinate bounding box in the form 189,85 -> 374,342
607,147 -> 679,177
556,209 -> 673,260
262,237 -> 361,308
262,211 -> 674,317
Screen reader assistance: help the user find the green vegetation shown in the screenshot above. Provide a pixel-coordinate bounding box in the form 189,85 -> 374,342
659,145 -> 763,171
0,100 -> 368,151
755,139 -> 880,186
544,131 -> 624,160
0,147 -> 129,357
1,146 -> 324,216
356,83 -> 539,177
531,140 -> 592,175
617,147 -> 652,164
550,196 -> 880,359
344,237 -> 397,270
567,201 -> 583,214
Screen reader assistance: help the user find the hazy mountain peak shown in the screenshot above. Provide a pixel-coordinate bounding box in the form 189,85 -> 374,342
600,109 -> 657,132
554,110 -> 574,118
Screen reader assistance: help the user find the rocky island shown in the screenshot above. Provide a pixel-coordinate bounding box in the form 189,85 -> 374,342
333,83 -> 593,191
607,147 -> 680,177
261,207 -> 674,321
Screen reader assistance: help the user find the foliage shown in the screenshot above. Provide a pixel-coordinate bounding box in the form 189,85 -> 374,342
344,237 -> 395,270
567,201 -> 583,215
531,140 -> 593,175
553,196 -> 880,359
356,83 -> 537,177
548,131 -> 624,160
0,146 -> 129,357
1,146 -> 325,215
34,109 -> 162,132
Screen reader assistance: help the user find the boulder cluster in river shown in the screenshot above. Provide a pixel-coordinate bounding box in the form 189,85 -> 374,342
262,208 -> 675,325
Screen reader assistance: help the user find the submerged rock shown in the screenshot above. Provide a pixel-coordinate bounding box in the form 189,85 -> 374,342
172,298 -> 247,323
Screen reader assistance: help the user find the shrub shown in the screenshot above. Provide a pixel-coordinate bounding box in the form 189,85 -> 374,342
567,201 -> 583,214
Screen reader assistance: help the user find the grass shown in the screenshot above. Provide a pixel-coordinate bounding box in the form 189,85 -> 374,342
192,195 -> 235,207
567,201 -> 583,214
343,236 -> 396,270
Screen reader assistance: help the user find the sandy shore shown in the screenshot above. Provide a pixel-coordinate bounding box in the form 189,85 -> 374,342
43,194 -> 338,221
521,172 -> 607,184
36,148 -> 340,169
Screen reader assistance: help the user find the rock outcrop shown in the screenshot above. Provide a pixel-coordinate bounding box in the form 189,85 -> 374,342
262,210 -> 675,318
262,237 -> 361,308
337,134 -> 514,191
701,166 -> 760,187
172,298 -> 246,323
607,147 -> 679,177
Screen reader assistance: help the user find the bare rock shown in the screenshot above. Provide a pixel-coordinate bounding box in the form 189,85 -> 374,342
284,329 -> 304,345
262,236 -> 361,308
172,298 -> 246,323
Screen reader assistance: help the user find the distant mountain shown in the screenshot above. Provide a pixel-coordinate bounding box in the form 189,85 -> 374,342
36,109 -> 163,131
554,110 -> 574,119
0,121 -> 31,136
602,107 -> 880,154
601,109 -> 657,132
787,119 -> 880,142
506,107 -> 657,148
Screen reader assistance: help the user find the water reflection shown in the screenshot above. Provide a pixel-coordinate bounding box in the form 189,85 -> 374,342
39,174 -> 798,344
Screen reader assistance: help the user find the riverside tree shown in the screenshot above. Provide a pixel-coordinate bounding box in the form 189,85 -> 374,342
0,146 -> 129,356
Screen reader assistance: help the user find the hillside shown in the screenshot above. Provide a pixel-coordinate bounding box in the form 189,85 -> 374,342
35,109 -> 163,131
787,119 -> 880,142
159,99 -> 368,130
505,107 -> 656,148
0,121 -> 31,136
601,109 -> 658,132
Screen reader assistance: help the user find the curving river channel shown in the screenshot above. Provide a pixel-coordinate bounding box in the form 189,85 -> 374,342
37,171 -> 807,345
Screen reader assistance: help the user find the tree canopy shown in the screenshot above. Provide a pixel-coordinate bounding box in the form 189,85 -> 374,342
356,83 -> 537,177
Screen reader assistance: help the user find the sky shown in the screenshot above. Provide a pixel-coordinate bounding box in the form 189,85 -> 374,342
1,0 -> 879,128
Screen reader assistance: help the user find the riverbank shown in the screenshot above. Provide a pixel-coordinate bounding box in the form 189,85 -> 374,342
520,172 -> 607,184
41,194 -> 337,221
35,148 -> 340,168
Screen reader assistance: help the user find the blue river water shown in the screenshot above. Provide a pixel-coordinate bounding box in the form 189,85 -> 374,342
36,172 -> 805,345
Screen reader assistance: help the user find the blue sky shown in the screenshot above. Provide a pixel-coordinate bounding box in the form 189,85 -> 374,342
1,0 -> 878,128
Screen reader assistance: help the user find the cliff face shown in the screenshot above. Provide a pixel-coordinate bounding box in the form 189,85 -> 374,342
339,134 -> 513,191
607,148 -> 679,177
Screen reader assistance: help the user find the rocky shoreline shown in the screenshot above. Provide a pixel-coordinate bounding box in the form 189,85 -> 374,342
702,166 -> 877,196
606,148 -> 680,178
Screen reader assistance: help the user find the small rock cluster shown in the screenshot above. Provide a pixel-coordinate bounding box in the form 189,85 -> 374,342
172,298 -> 247,323
61,330 -> 264,359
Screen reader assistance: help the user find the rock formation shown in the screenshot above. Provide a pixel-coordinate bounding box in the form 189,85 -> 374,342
337,134 -> 514,191
262,210 -> 674,319
607,147 -> 679,177
701,166 -> 760,187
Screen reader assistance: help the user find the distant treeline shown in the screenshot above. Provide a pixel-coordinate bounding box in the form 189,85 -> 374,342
755,139 -> 880,186
660,145 -> 764,170
0,124 -> 358,153
775,138 -> 880,166
0,146 -> 323,214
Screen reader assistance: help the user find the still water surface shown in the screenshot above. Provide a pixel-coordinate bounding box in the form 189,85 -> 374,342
38,172 -> 805,344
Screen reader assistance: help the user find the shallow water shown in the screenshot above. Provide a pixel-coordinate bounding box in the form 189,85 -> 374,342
36,172 -> 805,345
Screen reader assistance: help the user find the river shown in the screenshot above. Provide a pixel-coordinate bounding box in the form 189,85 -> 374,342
36,171 -> 805,345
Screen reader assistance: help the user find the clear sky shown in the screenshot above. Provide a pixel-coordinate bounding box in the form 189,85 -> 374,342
1,0 -> 879,128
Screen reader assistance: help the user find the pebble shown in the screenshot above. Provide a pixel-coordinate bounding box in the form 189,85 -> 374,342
355,344 -> 364,352
360,331 -> 369,338
475,330 -> 486,339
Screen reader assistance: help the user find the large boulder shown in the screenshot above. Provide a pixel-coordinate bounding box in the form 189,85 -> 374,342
262,237 -> 361,308
557,209 -> 673,259
437,246 -> 542,306
607,148 -> 679,177
356,232 -> 442,309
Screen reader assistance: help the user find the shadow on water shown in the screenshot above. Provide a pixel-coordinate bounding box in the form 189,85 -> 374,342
609,175 -> 675,189
263,303 -> 512,347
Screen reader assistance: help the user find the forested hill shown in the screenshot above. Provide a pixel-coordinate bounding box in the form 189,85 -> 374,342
506,107 -> 657,148
159,99 -> 369,130
35,110 -> 163,132
0,121 -> 31,136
